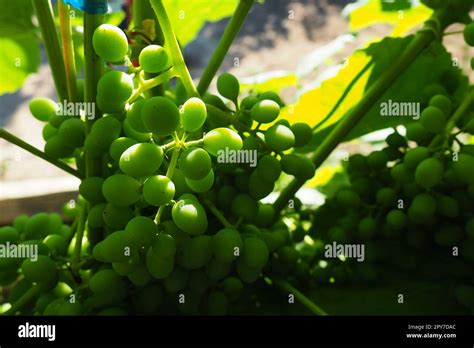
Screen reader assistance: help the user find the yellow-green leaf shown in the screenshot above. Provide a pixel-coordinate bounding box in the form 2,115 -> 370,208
240,71 -> 299,94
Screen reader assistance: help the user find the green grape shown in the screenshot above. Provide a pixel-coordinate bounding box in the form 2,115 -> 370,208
231,194 -> 258,221
347,154 -> 369,173
84,131 -> 116,158
420,106 -> 446,133
390,163 -> 409,183
453,154 -> 474,184
181,97 -> 207,132
367,151 -> 389,170
376,187 -> 397,207
89,270 -> 128,303
29,97 -> 58,122
43,234 -> 68,256
248,171 -> 274,200
255,204 -> 275,228
258,91 -> 283,106
42,123 -> 58,141
437,195 -> 459,218
250,100 -> 280,123
21,255 -> 57,286
465,217 -> 474,239
217,72 -> 240,102
102,174 -> 141,206
222,277 -> 243,302
178,235 -> 213,270
126,99 -> 148,133
383,146 -> 403,161
217,185 -> 237,209
264,124 -> 295,152
142,175 -> 175,206
240,95 -> 259,110
146,248 -> 174,279
429,94 -> 452,115
151,233 -> 176,258
236,257 -> 261,283
92,114 -> 122,137
88,204 -> 106,229
242,236 -> 269,269
97,71 -> 134,109
405,123 -> 431,145
100,230 -> 130,262
172,198 -> 208,236
139,45 -> 169,73
336,189 -> 360,209
256,154 -> 281,182
280,154 -> 315,180
58,118 -> 85,148
357,217 -> 377,240
128,262 -> 153,287
207,291 -> 228,315
163,267 -> 188,293
112,254 -> 139,276
132,284 -> 163,314
124,216 -> 156,250
179,148 -> 212,180
463,22 -> 474,46
205,258 -> 232,281
25,213 -> 50,239
109,137 -> 138,162
0,226 -> 19,244
238,111 -> 253,128
386,132 -> 407,148
57,301 -> 83,316
386,209 -> 407,231
44,135 -> 74,159
404,146 -> 430,170
185,170 -> 214,193
142,97 -> 180,137
421,84 -> 449,102
203,94 -> 227,111
328,226 -> 348,243
408,193 -> 436,222
212,228 -> 242,263
415,157 -> 444,189
119,143 -> 164,178
92,24 -> 129,62
203,128 -> 243,156
435,225 -> 463,247
290,122 -> 312,147
79,177 -> 105,204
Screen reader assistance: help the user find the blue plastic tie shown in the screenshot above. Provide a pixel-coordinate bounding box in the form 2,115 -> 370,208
64,0 -> 108,14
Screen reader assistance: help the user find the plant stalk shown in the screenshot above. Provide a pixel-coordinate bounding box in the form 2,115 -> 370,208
58,0 -> 78,102
2,285 -> 42,315
197,0 -> 255,96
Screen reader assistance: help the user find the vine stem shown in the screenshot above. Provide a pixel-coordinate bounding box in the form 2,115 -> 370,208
128,68 -> 177,103
32,0 -> 68,102
0,129 -> 82,178
149,0 -> 199,98
273,23 -> 440,214
71,203 -> 87,277
272,278 -> 328,316
58,0 -> 77,102
202,198 -> 234,228
197,0 -> 255,96
2,285 -> 42,315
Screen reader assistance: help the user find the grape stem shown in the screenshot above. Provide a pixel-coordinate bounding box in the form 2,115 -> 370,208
128,68 -> 177,104
272,278 -> 328,316
197,0 -> 255,96
202,198 -> 234,229
149,0 -> 199,98
58,0 -> 77,102
2,284 -> 42,316
0,129 -> 82,178
32,0 -> 68,102
272,18 -> 442,215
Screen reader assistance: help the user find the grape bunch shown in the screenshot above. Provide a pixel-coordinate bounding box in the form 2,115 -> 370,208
304,89 -> 474,313
1,23 -> 323,316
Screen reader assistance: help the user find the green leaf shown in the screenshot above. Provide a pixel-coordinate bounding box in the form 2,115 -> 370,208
344,0 -> 432,36
0,34 -> 40,94
163,0 -> 238,46
240,71 -> 299,94
0,0 -> 35,37
281,36 -> 459,145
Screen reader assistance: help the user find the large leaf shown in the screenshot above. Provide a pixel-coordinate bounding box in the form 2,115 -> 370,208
343,0 -> 432,36
0,0 -> 35,37
163,0 -> 238,46
0,34 -> 40,95
280,36 -> 458,145
240,71 -> 299,94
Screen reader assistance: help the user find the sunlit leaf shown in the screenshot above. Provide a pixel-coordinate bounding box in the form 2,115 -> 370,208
0,0 -> 35,37
240,71 -> 299,94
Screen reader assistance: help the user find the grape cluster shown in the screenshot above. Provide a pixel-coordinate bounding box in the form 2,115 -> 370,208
305,91 -> 474,313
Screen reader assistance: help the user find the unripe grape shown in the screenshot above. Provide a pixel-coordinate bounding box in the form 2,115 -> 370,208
420,106 -> 446,133
88,203 -> 106,229
386,132 -> 407,148
44,135 -> 74,159
258,91 -> 283,106
97,71 -> 134,108
415,157 -> 444,189
212,228 -> 243,263
146,249 -> 174,279
172,199 -> 208,236
217,72 -> 240,102
58,118 -> 85,148
79,177 -> 105,204
291,122 -> 313,147
231,194 -> 258,221
21,255 -> 57,286
390,163 -> 408,183
222,277 -> 243,301
386,210 -> 406,230
126,99 -> 148,133
256,155 -> 281,182
179,147 -> 212,180
376,187 -> 397,207
357,217 -> 377,240
405,123 -> 431,145
429,94 -> 452,115
151,233 -> 177,258
185,170 -> 214,193
280,154 -> 315,180
250,100 -> 280,123
367,150 -> 389,170
0,226 -> 19,244
178,235 -> 213,270
139,45 -> 169,73
142,97 -> 180,137
29,97 -> 58,122
437,195 -> 459,218
463,22 -> 474,46
236,258 -> 261,283
163,267 -> 189,293
248,171 -> 274,199
408,193 -> 436,222
453,154 -> 474,184
143,175 -> 175,206
92,24 -> 129,62
240,95 -> 259,110
404,146 -> 430,170
91,116 -> 122,137
180,97 -> 207,132
203,128 -> 243,156
242,237 -> 269,269
109,137 -> 138,162
264,124 -> 295,152
42,123 -> 58,141
119,143 -> 164,178
336,189 -> 360,209
100,230 -> 130,262
102,174 -> 141,206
